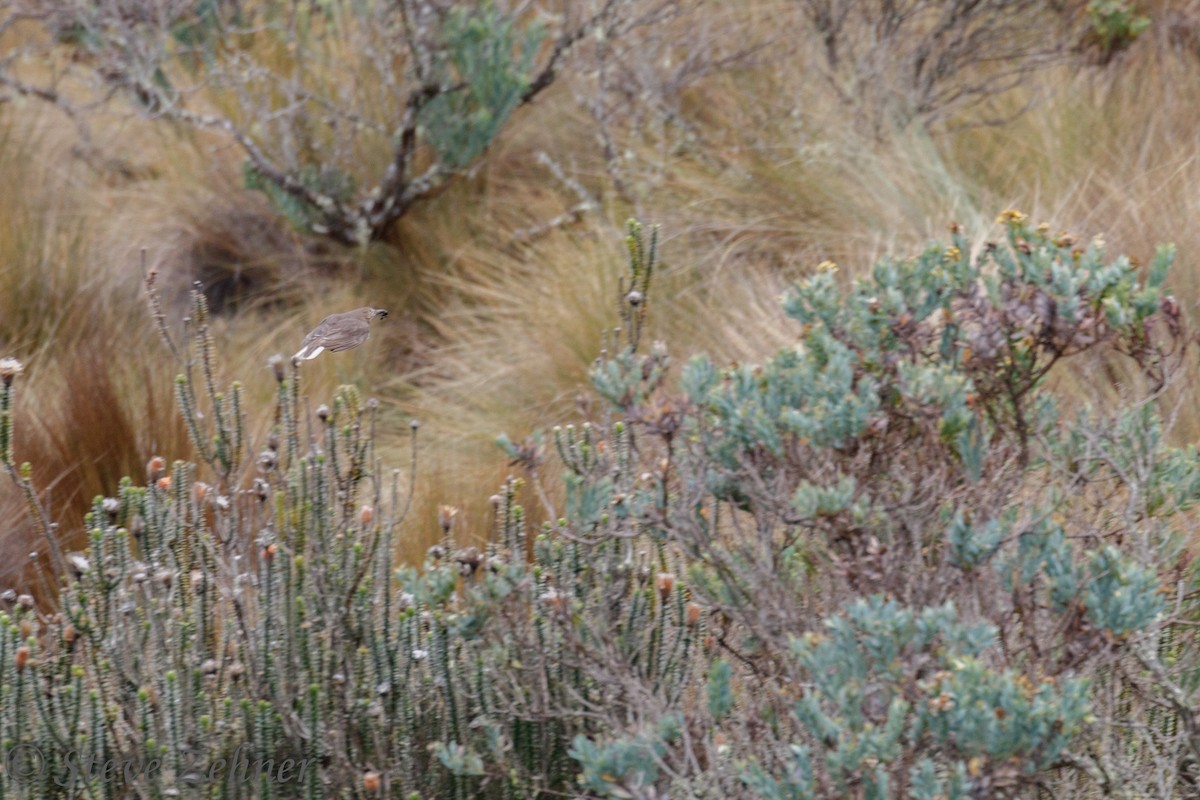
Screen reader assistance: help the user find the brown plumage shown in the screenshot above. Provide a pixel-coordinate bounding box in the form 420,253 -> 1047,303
293,307 -> 388,361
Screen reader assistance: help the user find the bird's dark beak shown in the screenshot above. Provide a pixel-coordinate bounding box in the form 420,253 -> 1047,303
379,310 -> 389,319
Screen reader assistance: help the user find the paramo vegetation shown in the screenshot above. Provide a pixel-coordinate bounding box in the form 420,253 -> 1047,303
2,0 -> 1200,798
2,218 -> 1200,798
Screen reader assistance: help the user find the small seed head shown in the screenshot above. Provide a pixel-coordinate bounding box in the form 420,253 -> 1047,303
268,354 -> 286,383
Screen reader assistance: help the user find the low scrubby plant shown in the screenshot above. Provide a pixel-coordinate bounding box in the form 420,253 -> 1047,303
3,217 -> 1200,799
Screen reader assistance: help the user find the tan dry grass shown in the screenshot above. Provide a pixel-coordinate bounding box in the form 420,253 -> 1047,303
5,3 -> 1200,577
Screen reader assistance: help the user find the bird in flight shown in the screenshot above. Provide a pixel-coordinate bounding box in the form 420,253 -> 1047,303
294,307 -> 388,361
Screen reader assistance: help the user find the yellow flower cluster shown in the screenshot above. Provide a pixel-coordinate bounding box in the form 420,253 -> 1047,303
996,209 -> 1028,226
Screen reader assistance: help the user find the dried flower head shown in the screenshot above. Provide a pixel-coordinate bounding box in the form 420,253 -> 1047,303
539,588 -> 566,612
258,449 -> 278,472
155,476 -> 172,492
362,770 -> 381,792
101,497 -> 121,518
438,505 -> 459,534
67,553 -> 90,577
685,601 -> 703,627
656,572 -> 676,600
0,357 -> 24,385
359,505 -> 374,526
193,482 -> 210,504
15,645 -> 29,671
147,456 -> 166,479
454,547 -> 482,576
268,354 -> 286,383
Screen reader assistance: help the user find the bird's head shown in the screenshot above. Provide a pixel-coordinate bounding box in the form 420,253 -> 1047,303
363,308 -> 389,322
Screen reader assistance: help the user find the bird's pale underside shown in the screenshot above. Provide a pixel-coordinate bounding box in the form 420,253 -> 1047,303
293,307 -> 388,361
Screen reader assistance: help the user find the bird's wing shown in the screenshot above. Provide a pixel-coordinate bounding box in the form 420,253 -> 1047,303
307,317 -> 371,352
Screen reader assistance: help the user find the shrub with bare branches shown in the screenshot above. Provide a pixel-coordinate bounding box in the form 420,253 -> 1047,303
0,0 -> 669,246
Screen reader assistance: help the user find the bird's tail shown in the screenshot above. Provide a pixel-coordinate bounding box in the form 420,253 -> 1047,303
293,345 -> 325,360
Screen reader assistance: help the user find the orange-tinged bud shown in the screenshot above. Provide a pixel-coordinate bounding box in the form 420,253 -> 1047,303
15,645 -> 29,671
359,505 -> 374,526
156,476 -> 171,492
363,771 -> 381,793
